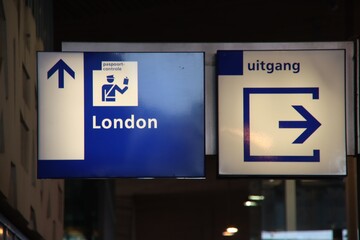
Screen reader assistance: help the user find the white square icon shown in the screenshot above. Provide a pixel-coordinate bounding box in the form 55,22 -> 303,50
93,61 -> 138,106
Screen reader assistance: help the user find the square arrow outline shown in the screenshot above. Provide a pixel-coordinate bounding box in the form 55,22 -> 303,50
243,87 -> 320,162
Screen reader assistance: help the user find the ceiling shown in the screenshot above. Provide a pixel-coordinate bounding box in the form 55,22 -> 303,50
53,0 -> 355,50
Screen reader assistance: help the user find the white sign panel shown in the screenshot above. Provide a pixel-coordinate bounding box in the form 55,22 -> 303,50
218,49 -> 347,176
38,52 -> 85,160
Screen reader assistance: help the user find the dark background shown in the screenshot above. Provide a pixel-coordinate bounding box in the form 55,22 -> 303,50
53,0 -> 359,51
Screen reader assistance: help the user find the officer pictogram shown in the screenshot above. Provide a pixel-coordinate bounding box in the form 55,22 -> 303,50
102,75 -> 129,102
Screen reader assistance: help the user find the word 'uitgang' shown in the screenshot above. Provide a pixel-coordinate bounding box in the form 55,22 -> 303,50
248,60 -> 300,74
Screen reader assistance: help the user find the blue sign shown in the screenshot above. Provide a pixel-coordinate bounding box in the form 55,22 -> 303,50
37,52 -> 205,178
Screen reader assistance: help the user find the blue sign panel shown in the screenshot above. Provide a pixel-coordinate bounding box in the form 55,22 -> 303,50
37,52 -> 205,178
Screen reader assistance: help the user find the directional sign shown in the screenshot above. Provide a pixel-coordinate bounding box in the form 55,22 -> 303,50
47,59 -> 75,88
243,87 -> 321,163
279,105 -> 321,144
37,52 -> 205,178
217,49 -> 347,176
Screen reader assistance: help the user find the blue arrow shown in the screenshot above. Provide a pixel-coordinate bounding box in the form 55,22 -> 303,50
47,59 -> 75,88
279,105 -> 321,144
